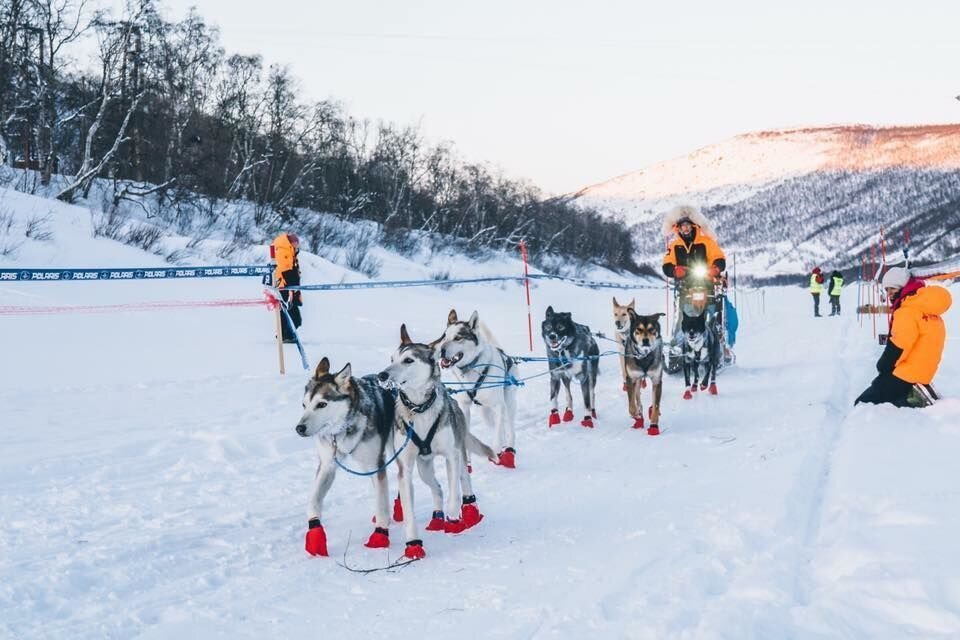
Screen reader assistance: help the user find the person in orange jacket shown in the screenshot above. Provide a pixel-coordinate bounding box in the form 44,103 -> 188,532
855,266 -> 952,407
272,232 -> 303,343
661,205 -> 726,281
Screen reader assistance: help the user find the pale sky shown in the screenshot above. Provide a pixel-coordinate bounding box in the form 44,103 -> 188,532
153,0 -> 960,194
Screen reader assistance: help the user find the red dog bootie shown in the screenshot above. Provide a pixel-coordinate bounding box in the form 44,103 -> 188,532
632,416 -> 645,430
640,378 -> 647,389
683,389 -> 693,400
709,382 -> 718,395
444,518 -> 466,534
690,384 -> 698,393
305,519 -> 328,557
581,415 -> 595,428
548,409 -> 561,428
700,383 -> 709,391
622,381 -> 629,392
562,408 -> 575,422
498,447 -> 516,468
461,496 -> 483,529
647,425 -> 661,436
404,539 -> 426,559
591,408 -> 598,419
393,495 -> 404,522
425,510 -> 446,531
364,527 -> 390,548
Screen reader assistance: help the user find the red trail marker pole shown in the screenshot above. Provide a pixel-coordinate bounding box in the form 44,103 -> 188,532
520,239 -> 533,352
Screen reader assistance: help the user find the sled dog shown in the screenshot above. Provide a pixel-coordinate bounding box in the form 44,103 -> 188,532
541,306 -> 600,428
681,312 -> 721,398
435,309 -> 519,468
623,310 -> 665,436
378,325 -> 497,559
612,297 -> 635,391
295,357 -> 397,557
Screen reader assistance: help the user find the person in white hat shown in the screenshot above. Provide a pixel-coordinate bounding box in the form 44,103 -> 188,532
855,267 -> 952,407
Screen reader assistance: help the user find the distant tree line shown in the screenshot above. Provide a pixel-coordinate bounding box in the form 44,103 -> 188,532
0,0 -> 639,271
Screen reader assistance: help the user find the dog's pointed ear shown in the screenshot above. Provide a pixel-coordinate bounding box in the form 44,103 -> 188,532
447,309 -> 458,325
334,362 -> 352,386
653,312 -> 666,319
612,296 -> 620,308
545,306 -> 554,318
314,357 -> 330,378
628,298 -> 635,310
400,324 -> 412,345
468,310 -> 479,330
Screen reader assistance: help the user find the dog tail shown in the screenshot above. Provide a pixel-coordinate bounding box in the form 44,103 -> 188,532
465,431 -> 497,461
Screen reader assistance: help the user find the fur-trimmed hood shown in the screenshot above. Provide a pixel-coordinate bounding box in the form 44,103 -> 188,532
661,205 -> 716,239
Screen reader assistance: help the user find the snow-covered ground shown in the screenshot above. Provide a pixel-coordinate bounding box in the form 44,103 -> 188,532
2,189 -> 959,639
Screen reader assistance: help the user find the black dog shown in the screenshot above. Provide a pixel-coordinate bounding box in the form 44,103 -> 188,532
681,313 -> 721,398
541,306 -> 600,428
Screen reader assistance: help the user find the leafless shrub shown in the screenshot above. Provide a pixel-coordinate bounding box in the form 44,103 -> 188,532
124,223 -> 164,252
24,214 -> 54,242
0,239 -> 22,258
0,209 -> 15,237
345,235 -> 382,278
91,206 -> 129,240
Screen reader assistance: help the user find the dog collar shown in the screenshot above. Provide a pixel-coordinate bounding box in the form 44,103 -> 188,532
399,388 -> 438,414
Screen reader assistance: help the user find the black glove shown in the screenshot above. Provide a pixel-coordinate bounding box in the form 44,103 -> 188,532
876,341 -> 903,375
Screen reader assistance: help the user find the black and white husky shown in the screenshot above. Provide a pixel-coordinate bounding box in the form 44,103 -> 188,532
435,309 -> 519,468
541,306 -> 600,428
295,357 -> 397,557
624,310 -> 665,436
681,313 -> 721,398
378,325 -> 498,560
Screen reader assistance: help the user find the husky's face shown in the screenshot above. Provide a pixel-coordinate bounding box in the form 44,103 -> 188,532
296,358 -> 353,438
541,306 -> 575,351
378,324 -> 438,392
612,297 -> 635,334
436,309 -> 482,369
631,311 -> 664,357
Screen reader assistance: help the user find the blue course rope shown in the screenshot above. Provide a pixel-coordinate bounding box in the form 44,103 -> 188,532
333,424 -> 414,477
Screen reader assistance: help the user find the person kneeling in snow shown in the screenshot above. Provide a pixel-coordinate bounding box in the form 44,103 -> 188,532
855,267 -> 952,408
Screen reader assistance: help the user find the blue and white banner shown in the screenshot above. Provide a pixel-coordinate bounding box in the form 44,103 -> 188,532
1,265 -> 271,282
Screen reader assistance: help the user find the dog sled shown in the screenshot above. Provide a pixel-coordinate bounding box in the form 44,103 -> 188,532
664,265 -> 736,375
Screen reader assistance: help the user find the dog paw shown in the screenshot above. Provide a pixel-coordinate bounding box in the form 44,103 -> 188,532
700,383 -> 708,391
622,381 -> 629,392
426,511 -> 445,531
364,527 -> 390,549
562,408 -> 574,422
683,389 -> 693,400
709,383 -> 718,395
632,416 -> 645,429
640,378 -> 647,389
580,416 -> 595,428
647,425 -> 661,436
305,520 -> 328,557
548,409 -> 561,428
393,496 -> 404,522
591,408 -> 597,419
404,539 -> 426,559
462,504 -> 483,529
497,447 -> 516,468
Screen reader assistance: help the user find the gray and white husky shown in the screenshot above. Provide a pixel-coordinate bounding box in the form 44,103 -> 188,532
378,324 -> 498,560
541,306 -> 600,428
295,357 -> 397,557
681,313 -> 721,398
435,309 -> 519,469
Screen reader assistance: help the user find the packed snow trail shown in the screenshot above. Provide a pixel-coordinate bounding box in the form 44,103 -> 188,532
2,240 -> 959,636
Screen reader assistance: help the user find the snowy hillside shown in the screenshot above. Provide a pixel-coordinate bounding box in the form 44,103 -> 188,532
2,189 -> 960,639
573,124 -> 960,276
